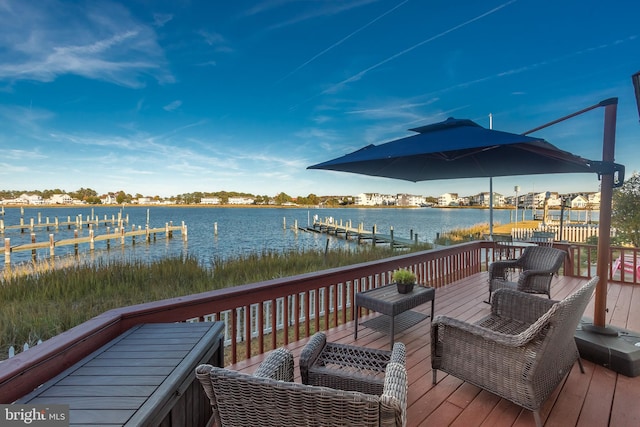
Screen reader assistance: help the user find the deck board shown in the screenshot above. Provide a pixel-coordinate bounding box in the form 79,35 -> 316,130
228,273 -> 640,426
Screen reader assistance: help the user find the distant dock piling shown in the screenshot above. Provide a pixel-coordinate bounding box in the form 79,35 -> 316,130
308,218 -> 417,248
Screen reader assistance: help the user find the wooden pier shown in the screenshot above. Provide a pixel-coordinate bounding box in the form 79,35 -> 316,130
0,212 -> 129,234
3,222 -> 187,266
308,218 -> 418,248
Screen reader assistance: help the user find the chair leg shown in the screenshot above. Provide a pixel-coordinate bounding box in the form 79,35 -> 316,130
532,410 -> 543,427
576,349 -> 585,373
578,357 -> 585,374
484,291 -> 492,305
432,369 -> 437,385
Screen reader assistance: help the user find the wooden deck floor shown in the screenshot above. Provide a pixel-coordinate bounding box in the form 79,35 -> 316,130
228,273 -> 640,427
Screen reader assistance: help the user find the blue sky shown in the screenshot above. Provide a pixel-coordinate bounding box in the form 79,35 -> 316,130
1,0 -> 639,199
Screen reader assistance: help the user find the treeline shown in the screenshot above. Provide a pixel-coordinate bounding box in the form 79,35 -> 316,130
0,188 -> 354,206
173,191 -> 352,206
0,188 -> 102,204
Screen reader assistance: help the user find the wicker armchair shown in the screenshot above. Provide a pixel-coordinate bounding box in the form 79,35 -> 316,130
196,343 -> 408,427
431,276 -> 597,427
300,331 -> 406,396
488,245 -> 566,301
531,231 -> 555,247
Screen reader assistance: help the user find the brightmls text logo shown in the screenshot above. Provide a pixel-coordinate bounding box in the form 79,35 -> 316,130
0,405 -> 68,426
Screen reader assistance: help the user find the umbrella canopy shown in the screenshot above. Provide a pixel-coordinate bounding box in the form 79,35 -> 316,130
308,118 -> 596,181
308,108 -> 625,335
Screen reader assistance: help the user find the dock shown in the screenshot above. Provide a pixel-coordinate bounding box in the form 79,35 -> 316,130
3,222 -> 187,266
0,212 -> 129,234
308,218 -> 418,248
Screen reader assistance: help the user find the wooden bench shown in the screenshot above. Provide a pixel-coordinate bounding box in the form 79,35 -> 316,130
18,322 -> 224,427
611,255 -> 640,281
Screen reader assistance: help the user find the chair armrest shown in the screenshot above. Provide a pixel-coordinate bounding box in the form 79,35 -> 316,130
489,259 -> 520,279
519,269 -> 556,279
299,332 -> 327,384
379,362 -> 408,427
432,315 -> 541,347
254,347 -> 294,382
390,342 -> 406,366
491,288 -> 557,324
195,364 -> 217,406
490,259 -> 519,271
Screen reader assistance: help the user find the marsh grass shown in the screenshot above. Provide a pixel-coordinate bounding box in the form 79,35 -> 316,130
435,223 -> 491,245
1,243 -> 430,359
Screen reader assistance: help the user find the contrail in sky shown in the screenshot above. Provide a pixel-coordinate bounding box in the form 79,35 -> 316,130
275,0 -> 411,85
322,0 -> 518,94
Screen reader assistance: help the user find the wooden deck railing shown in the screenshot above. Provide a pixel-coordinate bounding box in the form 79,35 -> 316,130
1,240 -> 637,404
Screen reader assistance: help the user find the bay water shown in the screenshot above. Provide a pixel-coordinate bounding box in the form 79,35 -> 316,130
0,206 -> 594,269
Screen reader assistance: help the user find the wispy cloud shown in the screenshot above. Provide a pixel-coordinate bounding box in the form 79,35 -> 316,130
322,0 -> 518,95
414,34 -> 639,102
163,100 -> 182,111
0,162 -> 29,174
153,13 -> 173,27
267,0 -> 379,31
275,0 -> 410,84
0,0 -> 173,88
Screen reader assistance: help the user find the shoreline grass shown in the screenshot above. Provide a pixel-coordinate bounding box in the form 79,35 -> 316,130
1,243 -> 430,359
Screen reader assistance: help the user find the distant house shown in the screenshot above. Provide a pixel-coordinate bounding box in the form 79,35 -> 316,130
355,193 -> 395,206
587,192 -> 601,207
19,194 -> 44,205
438,193 -> 458,207
228,197 -> 254,205
49,194 -> 73,204
396,193 -> 424,207
200,197 -> 220,205
571,195 -> 588,209
472,192 -> 505,207
101,194 -> 117,204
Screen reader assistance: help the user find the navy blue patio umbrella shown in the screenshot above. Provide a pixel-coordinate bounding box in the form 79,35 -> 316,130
308,118 -> 598,181
308,110 -> 625,336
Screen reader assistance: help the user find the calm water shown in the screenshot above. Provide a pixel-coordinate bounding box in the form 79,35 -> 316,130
0,206 -> 595,269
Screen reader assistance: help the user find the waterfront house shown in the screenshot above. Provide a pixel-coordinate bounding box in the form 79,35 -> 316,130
200,197 -> 221,205
437,192 -> 459,206
571,195 -> 589,209
48,194 -> 73,204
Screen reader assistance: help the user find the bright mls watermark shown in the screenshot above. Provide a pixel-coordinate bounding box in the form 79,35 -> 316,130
0,405 -> 69,426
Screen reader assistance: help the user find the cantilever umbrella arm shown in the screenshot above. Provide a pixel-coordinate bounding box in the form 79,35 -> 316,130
523,97 -> 620,330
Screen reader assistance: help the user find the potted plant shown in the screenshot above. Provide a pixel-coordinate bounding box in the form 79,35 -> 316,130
392,269 -> 417,294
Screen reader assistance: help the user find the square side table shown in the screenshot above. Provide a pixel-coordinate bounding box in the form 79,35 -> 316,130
355,284 -> 435,349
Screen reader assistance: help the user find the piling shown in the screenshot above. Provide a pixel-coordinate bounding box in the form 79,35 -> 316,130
4,238 -> 10,264
31,233 -> 36,262
49,234 -> 54,258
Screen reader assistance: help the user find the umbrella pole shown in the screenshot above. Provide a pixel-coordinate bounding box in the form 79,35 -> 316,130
524,98 -> 619,333
489,178 -> 494,237
489,114 -> 494,238
592,99 -> 617,331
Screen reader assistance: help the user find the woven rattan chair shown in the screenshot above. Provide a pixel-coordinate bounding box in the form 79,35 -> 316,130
196,343 -> 408,427
431,276 -> 597,427
300,331 -> 406,396
531,231 -> 555,247
491,233 -> 514,260
488,245 -> 566,302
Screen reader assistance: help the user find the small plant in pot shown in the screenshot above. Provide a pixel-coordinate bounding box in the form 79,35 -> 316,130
392,269 -> 417,294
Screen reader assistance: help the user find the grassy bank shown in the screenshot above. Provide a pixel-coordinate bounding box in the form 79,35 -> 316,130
434,220 -> 542,245
1,244 -> 430,358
